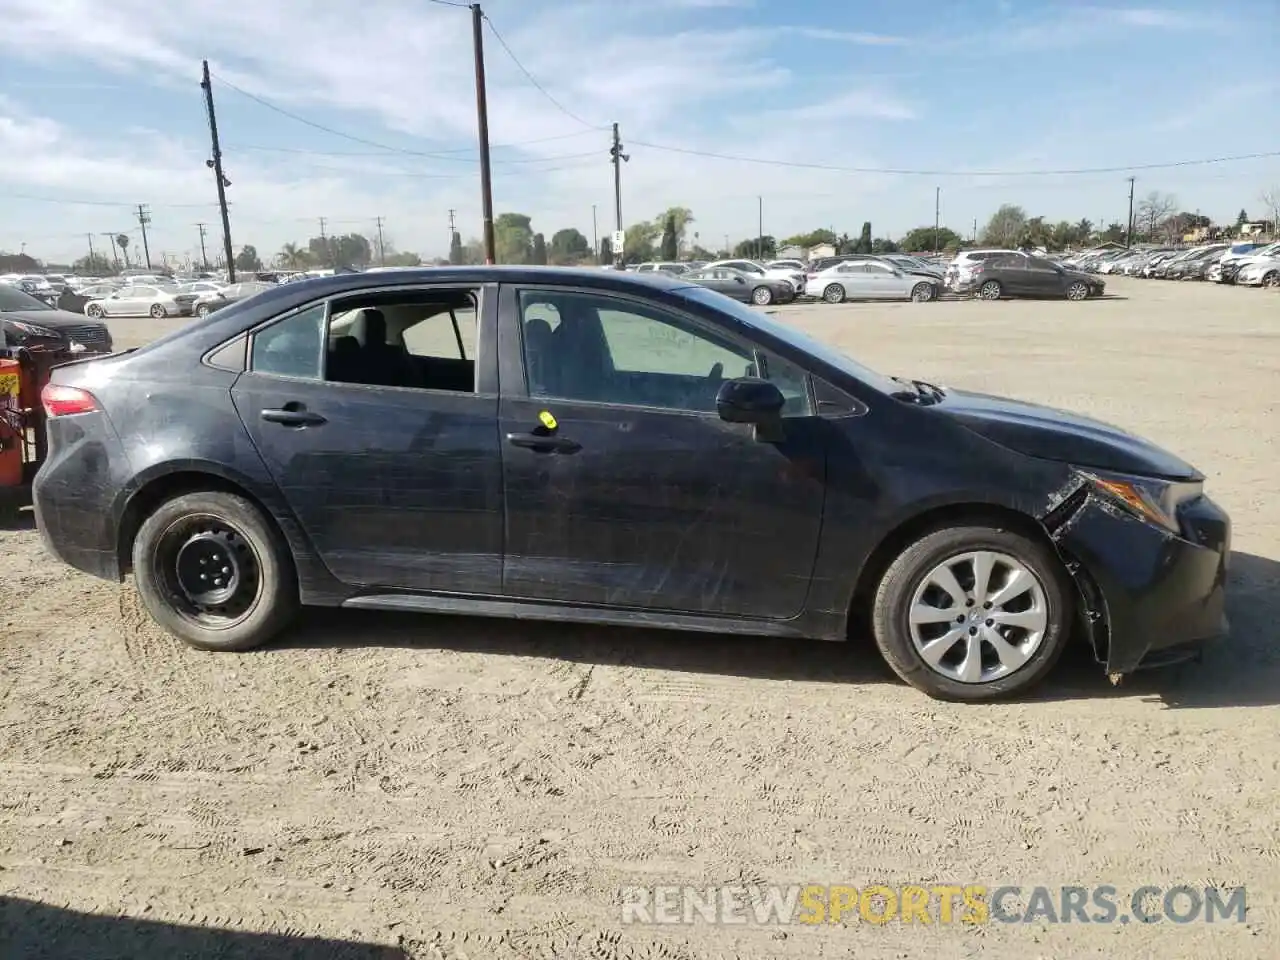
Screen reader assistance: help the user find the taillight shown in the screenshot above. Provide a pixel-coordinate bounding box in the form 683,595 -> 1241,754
41,383 -> 99,417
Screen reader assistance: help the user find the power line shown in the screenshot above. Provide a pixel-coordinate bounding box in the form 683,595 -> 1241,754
225,128 -> 599,158
625,141 -> 1280,178
227,143 -> 599,166
1,191 -> 216,209
481,13 -> 605,131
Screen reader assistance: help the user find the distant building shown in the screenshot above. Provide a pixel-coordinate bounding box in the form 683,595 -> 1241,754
1239,221 -> 1274,238
776,244 -> 807,260
808,242 -> 837,260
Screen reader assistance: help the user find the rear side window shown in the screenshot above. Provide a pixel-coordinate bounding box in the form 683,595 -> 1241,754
251,303 -> 326,379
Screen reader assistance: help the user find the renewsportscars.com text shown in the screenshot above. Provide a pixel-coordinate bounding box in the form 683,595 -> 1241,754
620,884 -> 1247,926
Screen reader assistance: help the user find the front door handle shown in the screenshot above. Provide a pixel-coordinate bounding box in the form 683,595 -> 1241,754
506,432 -> 581,454
261,405 -> 327,427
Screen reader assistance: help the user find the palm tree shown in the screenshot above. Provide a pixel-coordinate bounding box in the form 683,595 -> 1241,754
278,242 -> 309,269
116,233 -> 130,268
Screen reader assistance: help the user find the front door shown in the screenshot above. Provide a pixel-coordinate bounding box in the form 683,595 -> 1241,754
497,285 -> 826,620
231,291 -> 505,594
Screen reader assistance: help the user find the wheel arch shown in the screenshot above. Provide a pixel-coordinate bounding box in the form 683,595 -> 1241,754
116,469 -> 284,574
844,500 -> 1104,658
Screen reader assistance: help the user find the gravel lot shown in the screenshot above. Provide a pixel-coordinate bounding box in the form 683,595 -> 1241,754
2,277 -> 1277,958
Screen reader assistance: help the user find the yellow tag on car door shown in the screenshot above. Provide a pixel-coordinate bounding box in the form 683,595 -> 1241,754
538,410 -> 558,431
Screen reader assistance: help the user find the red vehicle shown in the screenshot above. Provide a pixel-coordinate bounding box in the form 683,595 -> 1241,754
0,345 -> 72,512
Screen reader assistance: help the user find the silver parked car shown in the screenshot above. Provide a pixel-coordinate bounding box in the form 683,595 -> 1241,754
811,260 -> 940,303
84,284 -> 197,319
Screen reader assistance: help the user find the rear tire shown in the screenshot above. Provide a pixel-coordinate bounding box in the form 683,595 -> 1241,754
822,283 -> 845,304
751,285 -> 774,306
871,524 -> 1072,701
132,491 -> 299,652
1263,271 -> 1280,288
85,303 -> 104,319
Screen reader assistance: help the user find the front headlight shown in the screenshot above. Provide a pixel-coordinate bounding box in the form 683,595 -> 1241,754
5,320 -> 60,339
1080,468 -> 1203,533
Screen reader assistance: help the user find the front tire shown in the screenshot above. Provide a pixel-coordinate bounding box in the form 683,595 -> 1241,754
196,303 -> 211,317
871,525 -> 1071,701
1066,281 -> 1089,301
132,491 -> 300,652
149,303 -> 167,319
85,303 -> 104,319
978,280 -> 1002,300
822,283 -> 845,304
751,285 -> 774,306
910,282 -> 935,302
1263,271 -> 1280,288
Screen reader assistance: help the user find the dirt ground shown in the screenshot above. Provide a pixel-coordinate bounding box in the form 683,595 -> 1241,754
2,277 -> 1277,958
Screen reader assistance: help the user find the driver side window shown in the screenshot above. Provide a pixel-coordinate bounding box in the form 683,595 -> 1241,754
517,291 -> 811,416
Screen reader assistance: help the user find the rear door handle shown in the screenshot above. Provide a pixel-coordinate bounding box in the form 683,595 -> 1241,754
506,432 -> 581,454
261,406 -> 327,427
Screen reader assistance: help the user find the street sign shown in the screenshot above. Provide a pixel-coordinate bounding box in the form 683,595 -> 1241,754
611,230 -> 625,252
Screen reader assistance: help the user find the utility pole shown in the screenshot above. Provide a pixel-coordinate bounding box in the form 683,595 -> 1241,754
1126,176 -> 1136,249
752,193 -> 762,261
135,204 -> 153,269
375,215 -> 386,266
471,3 -> 496,264
934,187 -> 941,255
102,233 -> 120,272
972,218 -> 978,243
196,223 -> 209,270
200,60 -> 236,281
591,204 -> 598,260
610,122 -> 629,267
447,208 -> 457,250
86,234 -> 96,268
318,217 -> 329,267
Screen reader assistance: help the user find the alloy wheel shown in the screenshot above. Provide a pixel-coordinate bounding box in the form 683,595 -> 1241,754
150,304 -> 167,319
822,284 -> 844,304
86,304 -> 103,318
1066,282 -> 1088,301
911,282 -> 934,302
979,281 -> 1001,300
752,286 -> 773,306
1264,272 -> 1280,288
907,550 -> 1048,684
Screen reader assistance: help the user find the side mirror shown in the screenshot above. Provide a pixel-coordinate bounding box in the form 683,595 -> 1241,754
716,376 -> 785,426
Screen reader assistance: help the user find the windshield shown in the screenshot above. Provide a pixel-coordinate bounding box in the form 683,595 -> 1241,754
675,285 -> 901,395
0,286 -> 54,311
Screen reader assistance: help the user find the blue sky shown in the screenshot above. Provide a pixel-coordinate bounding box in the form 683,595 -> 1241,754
0,0 -> 1276,265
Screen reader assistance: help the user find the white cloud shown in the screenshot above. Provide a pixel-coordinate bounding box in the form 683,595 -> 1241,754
787,27 -> 911,46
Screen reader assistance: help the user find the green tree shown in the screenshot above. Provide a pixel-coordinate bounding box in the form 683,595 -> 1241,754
234,244 -> 262,271
331,233 -> 372,268
532,232 -> 548,265
659,215 -> 678,260
1076,218 -> 1094,241
856,221 -> 873,253
72,252 -> 112,274
448,231 -> 464,265
900,226 -> 960,252
1019,216 -> 1050,249
834,232 -> 854,254
733,236 -> 776,258
278,242 -> 311,268
871,237 -> 899,254
1100,221 -> 1126,243
115,233 -> 130,268
495,213 -> 534,264
652,207 -> 694,249
624,221 -> 659,262
1236,208 -> 1249,226
782,229 -> 836,249
599,236 -> 613,264
981,204 -> 1028,247
548,228 -> 590,264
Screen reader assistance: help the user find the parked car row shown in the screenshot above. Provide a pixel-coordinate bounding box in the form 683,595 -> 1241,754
942,249 -> 1106,301
1062,241 -> 1280,288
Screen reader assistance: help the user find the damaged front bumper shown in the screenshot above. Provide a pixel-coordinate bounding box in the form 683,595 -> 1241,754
1045,482 -> 1231,675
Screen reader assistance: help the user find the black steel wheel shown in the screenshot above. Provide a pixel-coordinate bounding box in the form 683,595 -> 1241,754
132,490 -> 299,651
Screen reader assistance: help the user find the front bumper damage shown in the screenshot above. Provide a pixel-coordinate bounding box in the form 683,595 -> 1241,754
1041,479 -> 1231,675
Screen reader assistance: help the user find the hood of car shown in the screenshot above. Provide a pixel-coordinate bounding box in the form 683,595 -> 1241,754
0,308 -> 102,329
1063,269 -> 1100,284
939,388 -> 1199,480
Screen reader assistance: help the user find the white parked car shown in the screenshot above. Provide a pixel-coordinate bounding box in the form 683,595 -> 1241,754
706,259 -> 804,295
84,284 -> 198,319
1215,241 -> 1280,283
633,262 -> 689,276
1236,257 -> 1280,288
810,260 -> 941,303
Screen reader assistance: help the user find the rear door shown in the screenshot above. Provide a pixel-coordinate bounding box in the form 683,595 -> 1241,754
496,283 -> 826,619
230,282 -> 506,593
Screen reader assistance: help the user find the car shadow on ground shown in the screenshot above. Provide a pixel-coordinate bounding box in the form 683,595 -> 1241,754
280,551 -> 1279,709
0,896 -> 406,959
